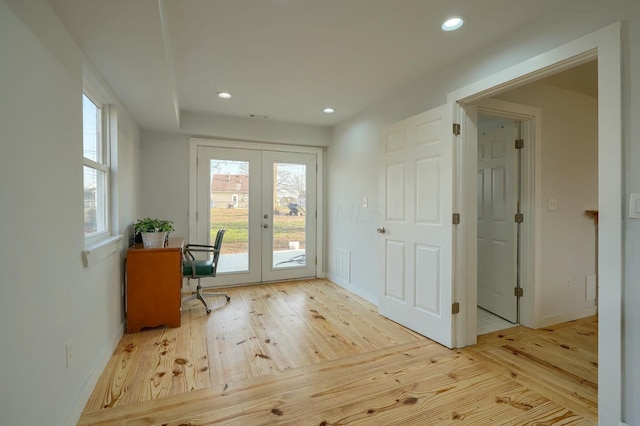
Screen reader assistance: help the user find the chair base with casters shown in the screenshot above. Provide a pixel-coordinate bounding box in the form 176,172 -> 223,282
182,229 -> 229,314
181,281 -> 230,314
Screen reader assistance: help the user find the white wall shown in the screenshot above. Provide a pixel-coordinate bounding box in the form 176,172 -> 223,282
325,120 -> 381,303
140,117 -> 331,242
494,83 -> 598,323
182,110 -> 332,147
327,2 -> 638,423
0,1 -> 141,425
622,5 -> 640,422
140,131 -> 190,238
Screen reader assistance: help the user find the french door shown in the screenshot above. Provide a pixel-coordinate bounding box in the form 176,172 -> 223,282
195,146 -> 317,286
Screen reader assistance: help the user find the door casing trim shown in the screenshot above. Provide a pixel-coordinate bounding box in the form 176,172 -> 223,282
448,22 -> 622,425
189,137 -> 325,280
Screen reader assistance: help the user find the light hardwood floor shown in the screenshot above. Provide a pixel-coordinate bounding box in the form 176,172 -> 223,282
79,279 -> 597,425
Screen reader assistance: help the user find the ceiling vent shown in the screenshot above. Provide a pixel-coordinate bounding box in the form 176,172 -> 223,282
248,114 -> 269,119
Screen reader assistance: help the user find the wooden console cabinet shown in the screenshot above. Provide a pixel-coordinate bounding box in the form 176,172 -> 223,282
126,238 -> 184,333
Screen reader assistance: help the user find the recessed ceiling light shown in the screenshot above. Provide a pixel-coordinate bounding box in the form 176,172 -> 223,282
217,91 -> 232,99
323,107 -> 335,114
441,16 -> 466,31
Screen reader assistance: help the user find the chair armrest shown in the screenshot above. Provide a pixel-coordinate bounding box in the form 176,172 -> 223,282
183,244 -> 218,263
185,244 -> 216,252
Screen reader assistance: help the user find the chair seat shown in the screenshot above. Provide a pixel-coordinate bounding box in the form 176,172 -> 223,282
183,259 -> 215,276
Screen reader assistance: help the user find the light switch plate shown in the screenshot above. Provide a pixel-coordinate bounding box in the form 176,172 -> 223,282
629,194 -> 640,219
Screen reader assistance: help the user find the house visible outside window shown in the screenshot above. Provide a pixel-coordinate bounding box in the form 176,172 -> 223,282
83,92 -> 109,240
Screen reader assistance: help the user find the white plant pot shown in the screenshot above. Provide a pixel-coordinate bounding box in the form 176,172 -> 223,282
141,232 -> 166,248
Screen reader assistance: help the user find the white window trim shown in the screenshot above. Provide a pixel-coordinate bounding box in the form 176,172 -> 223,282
82,71 -> 123,265
83,89 -> 111,245
82,235 -> 123,268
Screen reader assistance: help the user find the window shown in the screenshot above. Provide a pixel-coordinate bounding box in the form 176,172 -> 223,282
83,92 -> 109,240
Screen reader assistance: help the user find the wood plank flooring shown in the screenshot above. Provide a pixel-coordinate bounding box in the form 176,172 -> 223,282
465,315 -> 598,422
79,279 -> 597,425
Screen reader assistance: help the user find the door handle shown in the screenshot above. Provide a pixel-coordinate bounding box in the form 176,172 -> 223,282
376,227 -> 386,234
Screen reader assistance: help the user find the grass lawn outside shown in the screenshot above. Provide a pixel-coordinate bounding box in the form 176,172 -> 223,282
210,208 -> 306,254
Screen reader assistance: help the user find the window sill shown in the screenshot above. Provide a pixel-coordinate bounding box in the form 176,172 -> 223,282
82,235 -> 124,268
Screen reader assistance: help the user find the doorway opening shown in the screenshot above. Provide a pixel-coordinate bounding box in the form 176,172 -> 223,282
472,61 -> 599,337
476,115 -> 522,334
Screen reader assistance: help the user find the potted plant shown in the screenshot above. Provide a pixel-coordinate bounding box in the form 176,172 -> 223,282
134,218 -> 175,248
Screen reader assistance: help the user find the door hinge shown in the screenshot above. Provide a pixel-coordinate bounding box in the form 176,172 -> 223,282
514,287 -> 524,297
515,139 -> 524,149
453,123 -> 461,136
196,211 -> 198,221
452,302 -> 460,315
515,212 -> 524,223
452,213 -> 461,225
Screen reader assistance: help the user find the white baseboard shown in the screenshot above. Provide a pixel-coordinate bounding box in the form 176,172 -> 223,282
64,320 -> 125,426
326,274 -> 377,305
326,272 -> 348,288
538,306 -> 598,328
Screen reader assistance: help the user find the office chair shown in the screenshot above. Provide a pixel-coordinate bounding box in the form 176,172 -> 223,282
182,229 -> 230,314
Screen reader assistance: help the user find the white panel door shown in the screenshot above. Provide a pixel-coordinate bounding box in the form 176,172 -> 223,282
378,104 -> 455,348
477,117 -> 518,322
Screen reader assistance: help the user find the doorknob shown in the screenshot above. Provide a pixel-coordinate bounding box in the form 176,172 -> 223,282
376,227 -> 386,234
263,223 -> 269,229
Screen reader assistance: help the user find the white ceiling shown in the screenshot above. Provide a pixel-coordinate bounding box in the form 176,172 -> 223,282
47,0 -> 594,132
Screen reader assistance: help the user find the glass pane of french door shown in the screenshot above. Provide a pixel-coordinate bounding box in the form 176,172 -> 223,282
273,162 -> 307,268
209,159 -> 250,273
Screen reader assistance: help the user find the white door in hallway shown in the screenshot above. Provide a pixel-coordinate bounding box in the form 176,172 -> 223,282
378,104 -> 456,348
477,117 -> 518,323
196,146 -> 317,285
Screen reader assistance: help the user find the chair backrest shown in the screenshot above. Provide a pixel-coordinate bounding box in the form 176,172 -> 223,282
211,229 -> 226,275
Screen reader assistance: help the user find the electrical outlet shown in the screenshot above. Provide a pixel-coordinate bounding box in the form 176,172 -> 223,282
565,276 -> 571,289
66,340 -> 73,368
548,198 -> 558,211
362,197 -> 368,208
